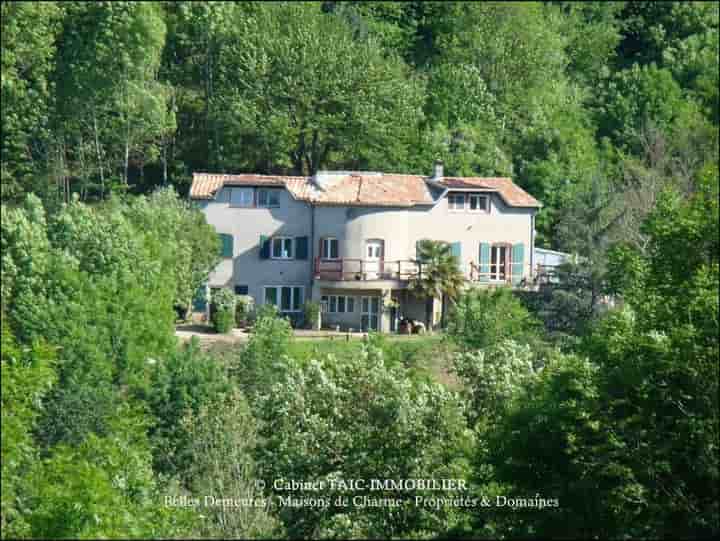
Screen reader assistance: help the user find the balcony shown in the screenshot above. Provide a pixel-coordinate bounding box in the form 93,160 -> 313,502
314,258 -> 420,282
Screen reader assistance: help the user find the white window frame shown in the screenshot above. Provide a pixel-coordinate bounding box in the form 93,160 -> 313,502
490,244 -> 508,282
448,193 -> 466,211
229,187 -> 254,207
321,237 -> 340,260
321,295 -> 355,313
271,237 -> 294,259
468,193 -> 489,213
264,286 -> 304,312
257,188 -> 281,208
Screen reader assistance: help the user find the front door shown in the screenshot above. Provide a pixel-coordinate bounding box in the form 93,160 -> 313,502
490,245 -> 509,282
365,240 -> 384,279
361,296 -> 380,331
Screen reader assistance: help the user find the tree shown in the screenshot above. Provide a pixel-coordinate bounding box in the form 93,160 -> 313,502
409,239 -> 465,330
0,2 -> 62,203
210,2 -> 425,174
254,340 -> 471,538
1,323 -> 56,538
446,287 -> 540,351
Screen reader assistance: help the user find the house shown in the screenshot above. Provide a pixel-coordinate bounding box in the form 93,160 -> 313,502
189,161 -> 541,332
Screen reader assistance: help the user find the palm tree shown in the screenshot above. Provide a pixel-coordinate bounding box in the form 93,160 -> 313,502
409,239 -> 466,330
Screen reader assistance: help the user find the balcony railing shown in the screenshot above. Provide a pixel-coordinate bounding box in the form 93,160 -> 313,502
314,258 -> 539,286
314,258 -> 420,281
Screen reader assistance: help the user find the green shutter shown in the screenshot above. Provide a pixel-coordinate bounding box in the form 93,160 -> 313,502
219,233 -> 233,257
295,236 -> 308,260
259,235 -> 270,259
450,241 -> 461,259
511,243 -> 525,284
479,242 -> 491,282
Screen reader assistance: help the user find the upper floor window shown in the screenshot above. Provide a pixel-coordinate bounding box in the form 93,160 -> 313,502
271,237 -> 294,259
469,194 -> 489,212
448,193 -> 466,211
321,237 -> 339,259
258,188 -> 281,208
230,187 -> 253,207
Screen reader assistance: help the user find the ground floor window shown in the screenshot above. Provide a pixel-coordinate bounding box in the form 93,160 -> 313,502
264,286 -> 304,312
321,295 -> 355,313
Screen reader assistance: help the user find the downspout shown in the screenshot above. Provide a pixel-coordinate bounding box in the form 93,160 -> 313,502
530,211 -> 536,281
310,202 -> 316,298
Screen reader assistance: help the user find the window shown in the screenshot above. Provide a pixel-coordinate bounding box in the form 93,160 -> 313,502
230,187 -> 254,207
321,237 -> 339,259
321,295 -> 355,313
448,193 -> 466,211
265,286 -> 303,312
234,285 -> 249,295
469,194 -> 489,212
490,244 -> 508,281
258,188 -> 280,208
272,237 -> 294,259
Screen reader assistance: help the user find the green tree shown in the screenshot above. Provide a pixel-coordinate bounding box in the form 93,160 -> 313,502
254,341 -> 471,538
211,2 -> 425,174
0,2 -> 62,203
1,324 -> 56,538
446,288 -> 540,351
409,239 -> 465,329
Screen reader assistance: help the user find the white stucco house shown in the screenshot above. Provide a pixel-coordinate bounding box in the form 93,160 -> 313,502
189,161 -> 542,332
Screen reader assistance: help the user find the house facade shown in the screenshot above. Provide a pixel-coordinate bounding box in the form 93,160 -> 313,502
190,162 -> 541,332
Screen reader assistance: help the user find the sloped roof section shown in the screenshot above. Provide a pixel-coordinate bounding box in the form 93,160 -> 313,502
439,177 -> 542,208
190,171 -> 540,208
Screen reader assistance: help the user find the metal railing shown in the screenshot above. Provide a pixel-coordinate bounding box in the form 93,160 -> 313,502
314,257 -> 421,281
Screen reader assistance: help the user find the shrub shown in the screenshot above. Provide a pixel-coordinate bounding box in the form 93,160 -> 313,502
234,295 -> 254,328
446,288 -> 540,350
211,288 -> 236,333
302,301 -> 320,329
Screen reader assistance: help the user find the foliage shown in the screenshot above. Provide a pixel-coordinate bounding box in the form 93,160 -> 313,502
235,304 -> 295,400
145,340 -> 232,479
24,409 -> 194,539
1,323 -> 56,538
409,239 -> 465,328
126,187 -> 220,315
446,288 -> 541,351
210,287 -> 236,333
234,295 -> 254,328
254,341 -> 472,539
451,340 -> 537,426
302,300 -> 320,330
181,388 -> 281,538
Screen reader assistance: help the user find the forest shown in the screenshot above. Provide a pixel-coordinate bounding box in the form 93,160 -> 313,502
1,1 -> 718,539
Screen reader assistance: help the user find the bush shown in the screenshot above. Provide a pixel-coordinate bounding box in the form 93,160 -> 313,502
302,301 -> 320,329
234,295 -> 254,328
211,288 -> 236,333
446,288 -> 541,350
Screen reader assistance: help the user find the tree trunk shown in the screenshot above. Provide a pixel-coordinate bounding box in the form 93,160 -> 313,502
92,110 -> 105,199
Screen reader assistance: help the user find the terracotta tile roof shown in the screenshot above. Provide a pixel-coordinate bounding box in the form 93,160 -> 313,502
190,172 -> 540,208
439,177 -> 541,208
189,173 -> 304,199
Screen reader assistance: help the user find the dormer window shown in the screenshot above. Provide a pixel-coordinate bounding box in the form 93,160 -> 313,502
258,188 -> 281,208
469,194 -> 489,212
448,193 -> 466,211
229,187 -> 253,207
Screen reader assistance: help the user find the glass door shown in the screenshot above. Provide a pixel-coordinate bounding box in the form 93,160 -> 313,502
361,296 -> 380,331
